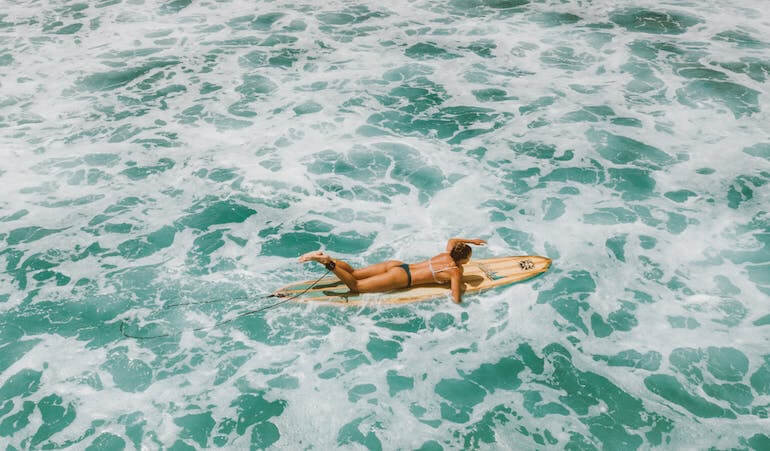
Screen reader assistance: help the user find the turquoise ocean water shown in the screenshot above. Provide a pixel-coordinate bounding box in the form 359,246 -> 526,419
1,0 -> 770,449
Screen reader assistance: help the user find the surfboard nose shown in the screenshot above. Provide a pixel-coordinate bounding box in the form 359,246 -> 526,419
530,255 -> 552,271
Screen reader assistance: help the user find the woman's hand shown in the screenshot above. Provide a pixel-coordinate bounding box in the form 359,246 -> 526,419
447,238 -> 486,252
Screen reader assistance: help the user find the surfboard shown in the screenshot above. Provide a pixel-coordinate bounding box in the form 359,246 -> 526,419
274,255 -> 551,306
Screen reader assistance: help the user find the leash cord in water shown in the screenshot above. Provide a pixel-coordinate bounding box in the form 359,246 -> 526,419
162,293 -> 274,309
120,269 -> 331,340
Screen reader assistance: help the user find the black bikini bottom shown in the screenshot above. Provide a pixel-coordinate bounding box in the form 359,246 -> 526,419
398,263 -> 412,287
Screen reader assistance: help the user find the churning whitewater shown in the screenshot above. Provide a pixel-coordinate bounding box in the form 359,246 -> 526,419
1,0 -> 769,449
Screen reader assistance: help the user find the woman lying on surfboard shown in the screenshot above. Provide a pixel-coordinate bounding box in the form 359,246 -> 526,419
298,238 -> 486,303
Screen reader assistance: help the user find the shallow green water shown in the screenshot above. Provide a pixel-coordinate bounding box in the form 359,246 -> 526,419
1,0 -> 770,449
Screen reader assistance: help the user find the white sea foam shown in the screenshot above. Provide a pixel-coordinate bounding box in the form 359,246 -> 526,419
1,0 -> 769,447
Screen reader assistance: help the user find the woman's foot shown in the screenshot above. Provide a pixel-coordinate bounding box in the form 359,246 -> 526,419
298,250 -> 329,263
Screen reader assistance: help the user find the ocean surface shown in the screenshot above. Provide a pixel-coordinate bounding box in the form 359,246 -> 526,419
1,0 -> 770,449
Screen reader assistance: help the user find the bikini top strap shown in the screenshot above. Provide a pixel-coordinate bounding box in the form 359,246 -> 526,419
428,259 -> 439,283
429,258 -> 457,283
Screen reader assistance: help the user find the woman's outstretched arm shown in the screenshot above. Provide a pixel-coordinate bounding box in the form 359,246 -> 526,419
445,238 -> 487,251
450,272 -> 463,304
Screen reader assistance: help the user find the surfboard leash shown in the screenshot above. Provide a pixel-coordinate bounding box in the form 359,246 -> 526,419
120,269 -> 331,340
161,292 -> 275,309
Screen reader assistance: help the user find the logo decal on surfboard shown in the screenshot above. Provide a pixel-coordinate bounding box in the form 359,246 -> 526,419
477,263 -> 502,280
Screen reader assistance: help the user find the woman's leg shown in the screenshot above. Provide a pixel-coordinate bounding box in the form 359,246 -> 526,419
356,267 -> 409,292
328,263 -> 360,292
300,252 -> 361,291
327,265 -> 407,293
332,259 -> 355,273
300,252 -> 406,292
324,259 -> 402,279
317,259 -> 395,279
351,261 -> 402,279
299,252 -> 401,280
